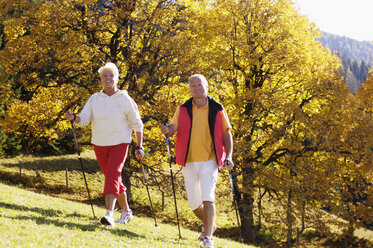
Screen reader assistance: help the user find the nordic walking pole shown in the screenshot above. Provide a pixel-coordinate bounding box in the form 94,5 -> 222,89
138,160 -> 158,227
164,126 -> 182,239
70,120 -> 96,219
228,170 -> 243,242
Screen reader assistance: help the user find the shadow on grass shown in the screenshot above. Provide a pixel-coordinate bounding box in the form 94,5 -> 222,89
0,201 -> 65,217
1,156 -> 100,173
0,171 -> 104,206
301,230 -> 373,248
0,170 -> 42,188
15,215 -> 101,232
0,200 -> 144,239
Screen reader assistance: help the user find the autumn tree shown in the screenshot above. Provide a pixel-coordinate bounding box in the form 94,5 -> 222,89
0,0 -> 195,150
0,0 -> 207,208
1,0 -> 372,245
336,73 -> 373,245
188,0 -> 354,243
0,0 -> 207,155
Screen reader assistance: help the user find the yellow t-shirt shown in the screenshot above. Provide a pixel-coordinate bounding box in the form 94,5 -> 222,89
170,100 -> 231,163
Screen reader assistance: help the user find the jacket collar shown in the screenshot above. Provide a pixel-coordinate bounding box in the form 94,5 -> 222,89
182,96 -> 222,111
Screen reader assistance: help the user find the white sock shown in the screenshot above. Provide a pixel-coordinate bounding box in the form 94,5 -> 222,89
106,210 -> 113,218
123,209 -> 131,214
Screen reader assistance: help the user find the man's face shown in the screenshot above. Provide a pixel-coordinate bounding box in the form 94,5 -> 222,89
189,77 -> 208,98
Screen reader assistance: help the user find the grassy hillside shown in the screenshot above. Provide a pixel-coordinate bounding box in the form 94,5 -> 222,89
0,150 -> 243,238
0,182 -> 255,248
1,151 -> 372,247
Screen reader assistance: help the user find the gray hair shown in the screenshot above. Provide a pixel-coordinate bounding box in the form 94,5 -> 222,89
188,74 -> 208,89
98,62 -> 119,80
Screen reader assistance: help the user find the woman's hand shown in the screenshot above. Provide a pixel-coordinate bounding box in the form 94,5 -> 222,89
65,111 -> 76,121
135,146 -> 145,160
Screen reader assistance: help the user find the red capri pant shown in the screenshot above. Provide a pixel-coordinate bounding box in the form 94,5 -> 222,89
93,143 -> 129,197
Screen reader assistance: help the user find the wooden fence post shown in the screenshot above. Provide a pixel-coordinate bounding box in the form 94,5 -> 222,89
66,167 -> 69,189
162,192 -> 165,211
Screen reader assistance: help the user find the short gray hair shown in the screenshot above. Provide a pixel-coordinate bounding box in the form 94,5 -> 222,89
98,62 -> 119,80
188,74 -> 208,89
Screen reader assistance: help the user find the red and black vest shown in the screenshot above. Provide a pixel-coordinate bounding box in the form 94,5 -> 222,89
175,96 -> 226,168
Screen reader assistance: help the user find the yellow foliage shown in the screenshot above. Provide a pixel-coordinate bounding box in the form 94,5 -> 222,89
1,84 -> 89,147
0,0 -> 372,241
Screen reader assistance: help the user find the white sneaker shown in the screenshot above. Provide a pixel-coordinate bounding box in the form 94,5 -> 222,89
115,209 -> 133,224
202,236 -> 214,248
198,223 -> 217,241
100,213 -> 114,226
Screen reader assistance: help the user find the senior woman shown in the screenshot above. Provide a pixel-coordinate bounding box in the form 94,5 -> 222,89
65,62 -> 144,226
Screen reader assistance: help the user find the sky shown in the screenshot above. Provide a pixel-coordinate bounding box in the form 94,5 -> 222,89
293,0 -> 373,42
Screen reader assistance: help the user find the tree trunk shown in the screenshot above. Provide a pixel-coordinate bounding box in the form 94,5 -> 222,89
344,220 -> 354,248
296,201 -> 306,243
286,188 -> 294,247
258,184 -> 262,228
238,165 -> 257,242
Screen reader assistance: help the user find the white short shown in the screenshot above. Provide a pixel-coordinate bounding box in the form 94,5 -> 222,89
182,160 -> 219,210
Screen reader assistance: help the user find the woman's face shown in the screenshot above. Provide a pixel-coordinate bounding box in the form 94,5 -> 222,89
100,68 -> 118,89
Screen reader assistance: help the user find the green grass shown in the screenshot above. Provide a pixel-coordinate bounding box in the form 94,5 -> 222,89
1,150 -> 372,247
0,182 -> 256,248
0,150 -> 244,238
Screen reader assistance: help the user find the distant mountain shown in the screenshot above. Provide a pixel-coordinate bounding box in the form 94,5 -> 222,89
318,32 -> 373,63
317,32 -> 373,91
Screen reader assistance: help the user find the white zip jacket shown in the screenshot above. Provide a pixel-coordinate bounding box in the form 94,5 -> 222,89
76,90 -> 143,146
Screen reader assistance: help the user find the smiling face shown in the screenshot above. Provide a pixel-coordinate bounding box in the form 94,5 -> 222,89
189,77 -> 208,99
100,68 -> 118,90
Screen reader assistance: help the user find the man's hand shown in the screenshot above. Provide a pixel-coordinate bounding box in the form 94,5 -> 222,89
160,123 -> 177,137
160,123 -> 169,135
224,158 -> 234,171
